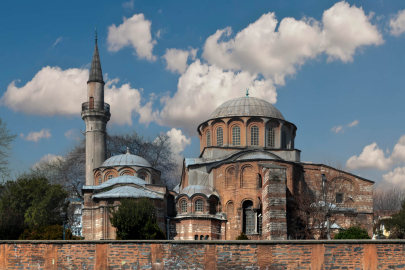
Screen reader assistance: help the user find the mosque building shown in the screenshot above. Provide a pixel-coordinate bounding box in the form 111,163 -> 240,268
81,37 -> 374,241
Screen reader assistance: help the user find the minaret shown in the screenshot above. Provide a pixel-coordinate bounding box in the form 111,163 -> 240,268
81,29 -> 110,186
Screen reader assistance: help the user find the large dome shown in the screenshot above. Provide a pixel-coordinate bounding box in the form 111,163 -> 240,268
209,97 -> 284,120
101,153 -> 151,167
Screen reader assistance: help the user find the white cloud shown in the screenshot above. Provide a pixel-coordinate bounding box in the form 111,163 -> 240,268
0,67 -> 152,126
122,0 -> 134,9
166,128 -> 191,164
345,142 -> 392,170
383,167 -> 405,188
22,129 -> 52,143
64,129 -> 82,141
32,154 -> 63,169
390,9 -> 405,36
331,126 -> 343,133
156,29 -> 162,39
391,135 -> 405,162
1,67 -> 88,116
348,120 -> 359,127
149,60 -> 277,134
52,37 -> 63,47
202,1 -> 383,85
162,48 -> 198,74
107,14 -> 157,61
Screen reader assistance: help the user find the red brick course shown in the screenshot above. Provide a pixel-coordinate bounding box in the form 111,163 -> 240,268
0,240 -> 404,269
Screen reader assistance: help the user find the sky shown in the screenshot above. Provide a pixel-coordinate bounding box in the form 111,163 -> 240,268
1,0 -> 405,188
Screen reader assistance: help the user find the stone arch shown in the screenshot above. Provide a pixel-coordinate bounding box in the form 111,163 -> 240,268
241,164 -> 256,188
226,166 -> 236,189
118,167 -> 135,176
104,170 -> 118,182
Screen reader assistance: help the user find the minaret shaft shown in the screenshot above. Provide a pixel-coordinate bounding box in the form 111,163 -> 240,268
82,41 -> 110,186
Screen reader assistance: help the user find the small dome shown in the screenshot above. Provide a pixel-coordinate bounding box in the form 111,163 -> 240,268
179,185 -> 219,198
91,175 -> 147,189
209,97 -> 284,120
101,153 -> 151,168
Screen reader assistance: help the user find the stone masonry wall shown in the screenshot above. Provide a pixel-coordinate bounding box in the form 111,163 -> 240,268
0,240 -> 405,269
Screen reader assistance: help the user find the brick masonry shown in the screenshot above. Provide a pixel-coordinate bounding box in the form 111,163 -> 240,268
1,240 -> 405,269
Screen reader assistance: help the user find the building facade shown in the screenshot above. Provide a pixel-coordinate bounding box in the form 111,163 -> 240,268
81,39 -> 374,241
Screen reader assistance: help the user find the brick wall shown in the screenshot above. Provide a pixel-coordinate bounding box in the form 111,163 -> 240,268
1,240 -> 405,269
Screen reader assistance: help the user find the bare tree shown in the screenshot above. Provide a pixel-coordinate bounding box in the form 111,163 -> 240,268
291,164 -> 356,239
0,118 -> 16,180
373,187 -> 405,217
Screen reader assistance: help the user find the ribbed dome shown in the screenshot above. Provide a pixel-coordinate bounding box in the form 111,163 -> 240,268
209,97 -> 284,120
179,185 -> 219,198
101,153 -> 151,168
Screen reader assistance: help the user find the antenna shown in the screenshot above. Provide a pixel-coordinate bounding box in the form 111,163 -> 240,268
246,88 -> 249,97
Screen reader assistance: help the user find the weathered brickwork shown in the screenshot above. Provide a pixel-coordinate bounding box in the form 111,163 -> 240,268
1,240 -> 405,269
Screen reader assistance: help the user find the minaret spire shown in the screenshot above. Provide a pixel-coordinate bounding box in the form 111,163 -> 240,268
88,28 -> 104,84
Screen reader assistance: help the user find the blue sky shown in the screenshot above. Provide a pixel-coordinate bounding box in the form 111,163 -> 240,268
1,0 -> 405,187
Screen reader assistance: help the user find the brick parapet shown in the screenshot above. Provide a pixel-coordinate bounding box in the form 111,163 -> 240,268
1,240 -> 405,269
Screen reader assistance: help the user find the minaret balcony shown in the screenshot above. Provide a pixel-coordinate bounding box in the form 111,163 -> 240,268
81,101 -> 111,117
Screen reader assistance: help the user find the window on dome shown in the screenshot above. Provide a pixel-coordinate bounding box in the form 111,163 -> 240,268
216,127 -> 223,146
140,175 -> 146,180
232,126 -> 241,146
195,200 -> 203,212
206,131 -> 211,147
251,126 -> 259,146
281,130 -> 287,149
98,176 -> 101,185
108,175 -> 114,180
181,200 -> 187,213
268,127 -> 275,148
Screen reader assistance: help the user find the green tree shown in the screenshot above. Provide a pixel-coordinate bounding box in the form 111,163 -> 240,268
0,177 -> 69,239
386,201 -> 405,239
110,198 -> 165,240
19,224 -> 81,240
333,225 -> 371,239
235,232 -> 249,240
0,118 -> 16,179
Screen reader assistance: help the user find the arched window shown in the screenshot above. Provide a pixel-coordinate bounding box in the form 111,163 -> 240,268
195,235 -> 198,240
181,200 -> 187,213
108,175 -> 114,180
268,127 -> 275,148
251,126 -> 259,146
281,130 -> 287,149
205,235 -> 209,240
243,200 -> 255,235
209,200 -> 217,215
200,235 -> 204,240
140,175 -> 146,180
195,200 -> 203,212
206,131 -> 211,147
216,127 -> 223,146
98,176 -> 101,185
258,174 -> 262,188
232,126 -> 241,146
226,167 -> 236,189
89,97 -> 94,109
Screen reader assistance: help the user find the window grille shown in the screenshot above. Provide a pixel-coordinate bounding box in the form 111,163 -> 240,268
181,200 -> 187,213
216,127 -> 223,146
281,130 -> 287,149
251,126 -> 259,146
206,131 -> 211,147
268,127 -> 275,148
108,175 -> 114,180
258,214 -> 263,234
195,200 -> 203,212
232,126 -> 241,146
243,201 -> 255,235
140,175 -> 146,180
98,177 -> 101,185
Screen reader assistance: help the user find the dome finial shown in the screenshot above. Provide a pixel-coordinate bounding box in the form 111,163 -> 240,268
126,147 -> 130,154
246,88 -> 249,97
95,26 -> 98,44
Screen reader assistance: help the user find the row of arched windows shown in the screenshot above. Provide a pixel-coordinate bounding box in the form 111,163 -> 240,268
206,125 -> 291,149
179,199 -> 217,215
